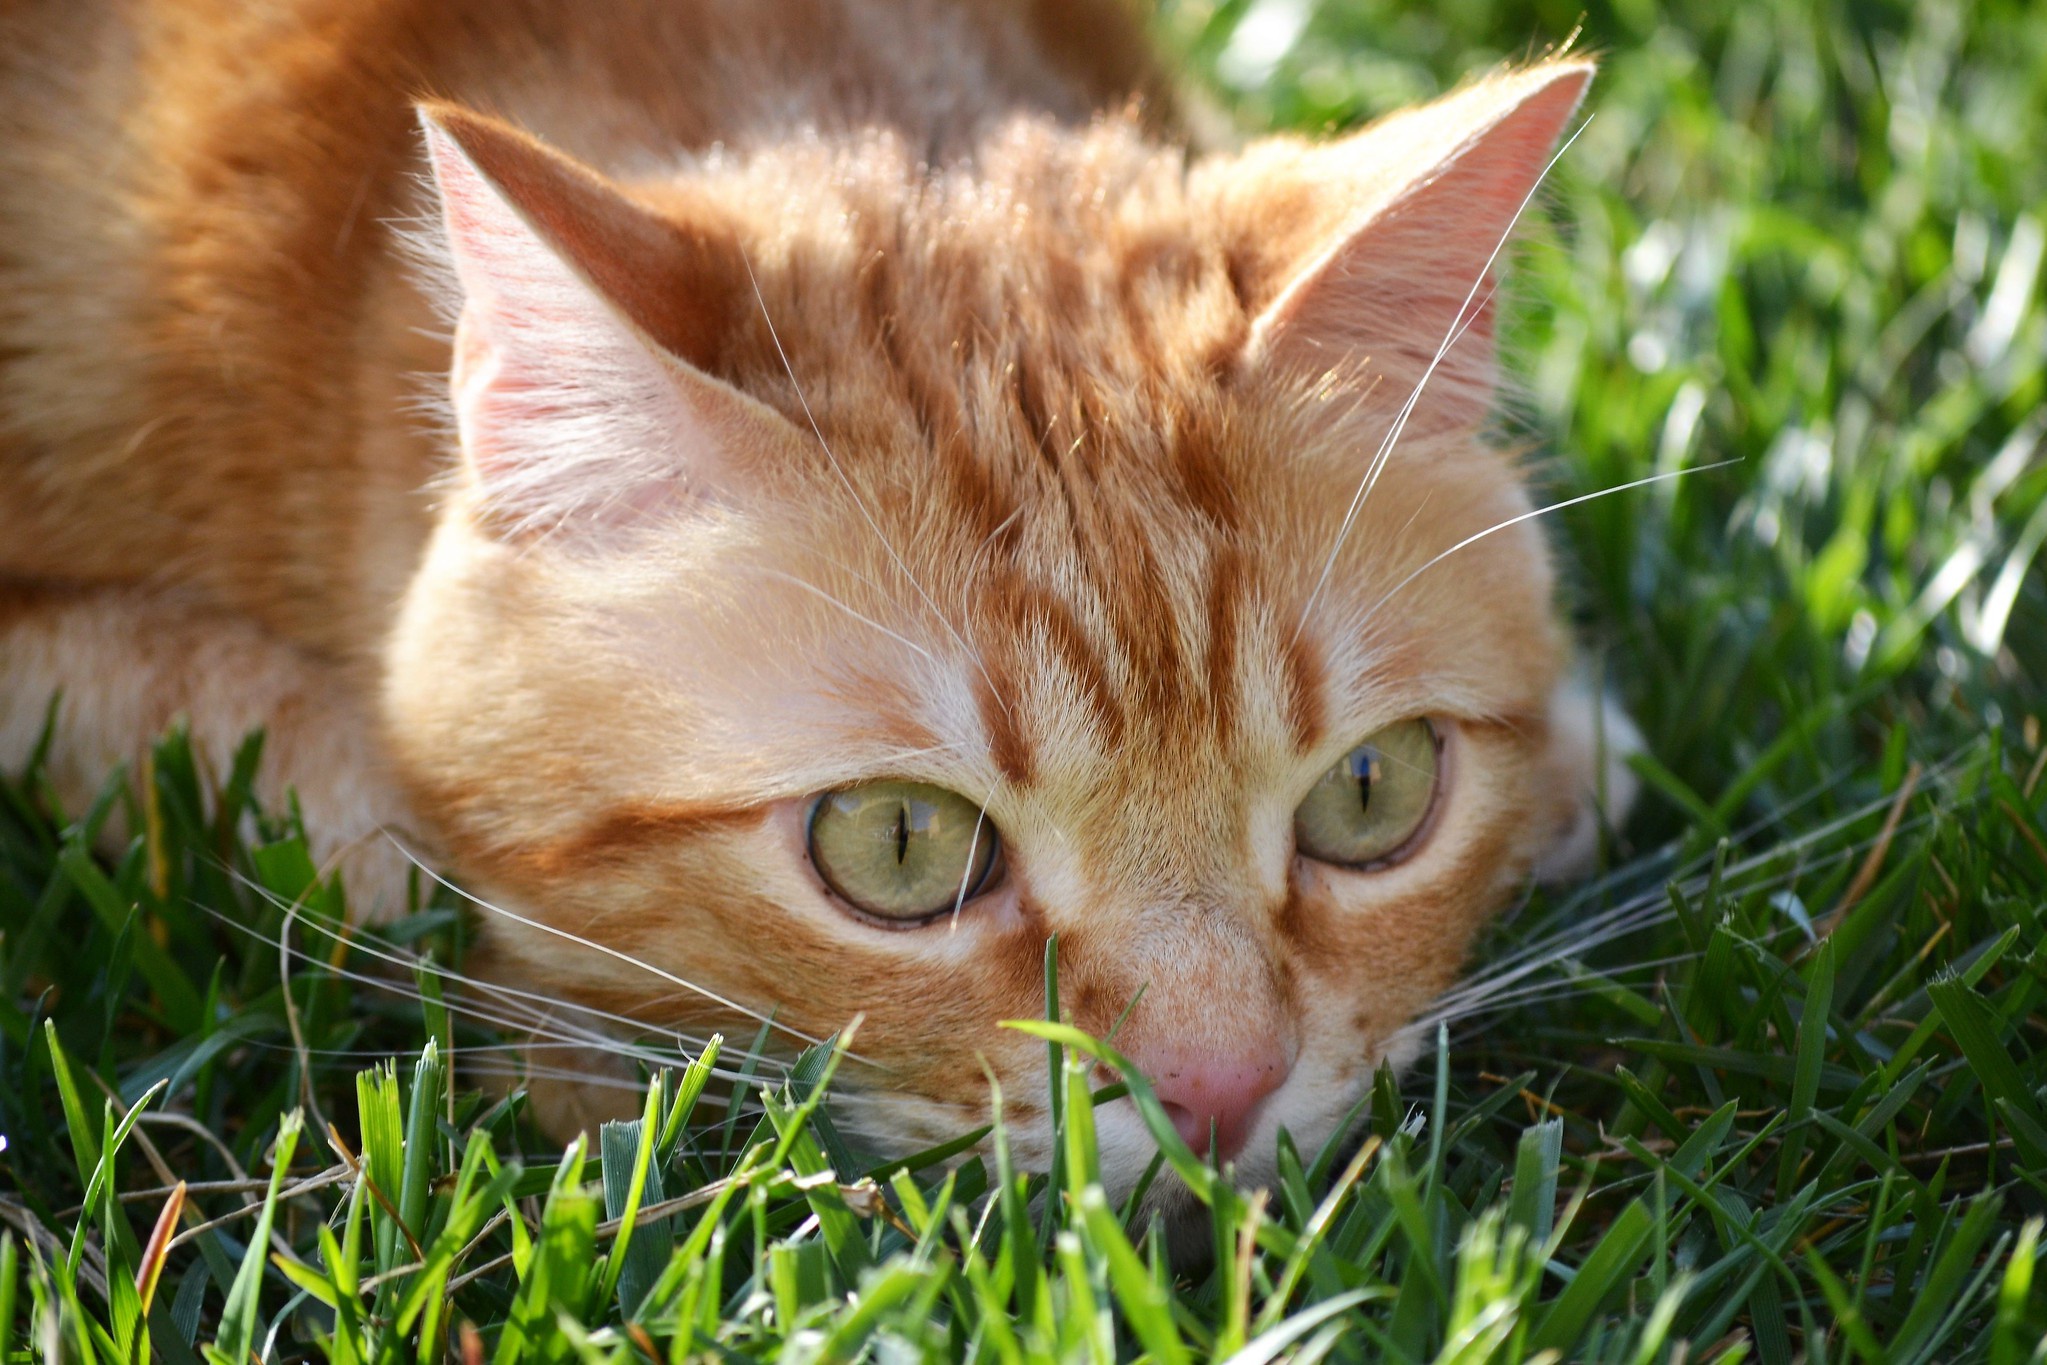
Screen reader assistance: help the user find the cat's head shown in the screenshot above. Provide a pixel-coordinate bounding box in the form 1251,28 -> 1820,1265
384,60 -> 1601,1202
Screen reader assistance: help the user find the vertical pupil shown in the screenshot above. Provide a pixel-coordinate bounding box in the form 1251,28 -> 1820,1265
894,802 -> 909,865
1353,748 -> 1376,814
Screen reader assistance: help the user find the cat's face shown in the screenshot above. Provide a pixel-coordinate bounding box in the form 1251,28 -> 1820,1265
384,63 -> 1594,1200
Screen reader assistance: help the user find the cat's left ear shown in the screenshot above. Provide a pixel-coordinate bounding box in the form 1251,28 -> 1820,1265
420,103 -> 802,538
1235,60 -> 1592,430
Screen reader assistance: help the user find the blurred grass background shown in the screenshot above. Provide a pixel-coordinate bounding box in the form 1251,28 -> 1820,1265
1,0 -> 2044,1359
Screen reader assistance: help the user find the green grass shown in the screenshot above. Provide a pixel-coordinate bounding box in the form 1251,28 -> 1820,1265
5,0 -> 2047,1359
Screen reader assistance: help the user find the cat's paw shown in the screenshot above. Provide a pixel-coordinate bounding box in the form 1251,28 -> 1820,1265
1530,674 -> 1643,884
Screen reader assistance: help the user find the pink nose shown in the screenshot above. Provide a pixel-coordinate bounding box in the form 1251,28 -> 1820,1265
1126,1045 -> 1291,1161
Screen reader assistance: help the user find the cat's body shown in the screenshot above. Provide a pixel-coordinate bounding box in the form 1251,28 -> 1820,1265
1,0 -> 1627,1204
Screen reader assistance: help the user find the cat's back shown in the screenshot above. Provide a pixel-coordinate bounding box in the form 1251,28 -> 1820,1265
0,0 -> 1165,653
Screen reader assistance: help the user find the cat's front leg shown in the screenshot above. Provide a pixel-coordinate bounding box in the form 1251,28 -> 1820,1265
1530,669 -> 1643,883
0,582 -> 425,913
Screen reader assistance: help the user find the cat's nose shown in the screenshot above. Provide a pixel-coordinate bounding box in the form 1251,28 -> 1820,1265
1129,1045 -> 1291,1162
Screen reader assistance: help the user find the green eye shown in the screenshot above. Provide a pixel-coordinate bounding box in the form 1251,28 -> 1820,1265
1293,719 -> 1440,867
808,781 -> 1000,921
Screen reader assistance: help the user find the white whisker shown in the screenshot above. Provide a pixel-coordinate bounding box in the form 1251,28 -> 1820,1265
1430,768 -> 1957,1029
386,836 -> 858,1060
753,567 -> 936,663
250,935 -> 751,1080
737,251 -> 1011,719
1294,118 -> 1593,642
197,1035 -> 741,1109
1351,461 -> 1741,637
956,503 -> 1028,630
218,877 -> 797,1078
951,777 -> 1006,931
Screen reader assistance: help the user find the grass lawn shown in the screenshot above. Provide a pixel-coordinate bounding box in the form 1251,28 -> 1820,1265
5,0 -> 2047,1359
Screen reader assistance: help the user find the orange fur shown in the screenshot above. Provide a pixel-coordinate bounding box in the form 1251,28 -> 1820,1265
0,0 -> 1630,1204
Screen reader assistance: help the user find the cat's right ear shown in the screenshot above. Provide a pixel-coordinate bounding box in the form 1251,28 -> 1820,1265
1225,61 -> 1592,433
419,103 -> 798,537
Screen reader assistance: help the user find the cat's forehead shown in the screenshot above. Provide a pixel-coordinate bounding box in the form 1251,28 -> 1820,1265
682,403 -> 1556,814
588,117 -> 1564,809
680,116 -> 1251,449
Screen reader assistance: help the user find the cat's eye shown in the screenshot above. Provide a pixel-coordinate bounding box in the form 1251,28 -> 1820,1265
808,781 -> 1000,922
1293,719 -> 1440,867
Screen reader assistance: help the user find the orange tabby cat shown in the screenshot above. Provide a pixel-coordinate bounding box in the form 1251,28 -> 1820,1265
1,0 -> 1632,1201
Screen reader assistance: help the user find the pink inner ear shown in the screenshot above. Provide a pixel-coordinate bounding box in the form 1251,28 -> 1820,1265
423,113 -> 762,538
1247,64 -> 1592,433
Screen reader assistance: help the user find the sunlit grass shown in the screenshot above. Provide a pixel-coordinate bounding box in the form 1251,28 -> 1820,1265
5,0 -> 2047,1359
